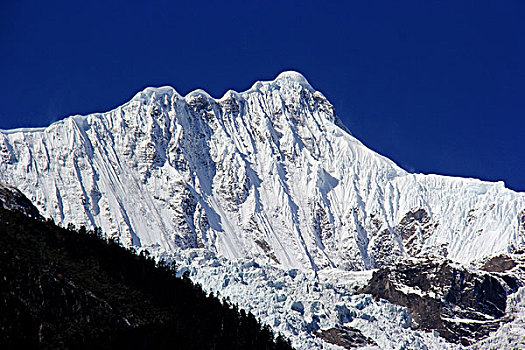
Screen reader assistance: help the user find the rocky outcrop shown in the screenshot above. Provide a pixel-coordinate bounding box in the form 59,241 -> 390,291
481,255 -> 517,273
0,183 -> 42,220
395,209 -> 439,257
360,258 -> 520,345
314,326 -> 377,349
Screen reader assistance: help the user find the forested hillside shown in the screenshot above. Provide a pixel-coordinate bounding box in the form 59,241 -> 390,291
0,207 -> 293,350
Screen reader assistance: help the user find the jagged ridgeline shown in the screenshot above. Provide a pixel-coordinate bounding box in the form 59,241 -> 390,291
1,71 -> 524,272
0,204 -> 293,349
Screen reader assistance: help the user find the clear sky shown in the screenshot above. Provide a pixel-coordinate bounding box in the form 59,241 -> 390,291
1,1 -> 524,191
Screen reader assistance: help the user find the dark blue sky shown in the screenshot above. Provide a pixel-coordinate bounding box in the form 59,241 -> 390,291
1,1 -> 524,191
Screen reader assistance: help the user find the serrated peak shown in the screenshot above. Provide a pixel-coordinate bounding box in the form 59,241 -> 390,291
185,89 -> 214,100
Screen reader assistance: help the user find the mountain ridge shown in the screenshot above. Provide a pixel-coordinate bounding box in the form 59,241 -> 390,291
1,71 -> 523,272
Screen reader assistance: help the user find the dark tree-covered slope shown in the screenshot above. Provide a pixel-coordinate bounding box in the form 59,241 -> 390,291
0,207 -> 293,350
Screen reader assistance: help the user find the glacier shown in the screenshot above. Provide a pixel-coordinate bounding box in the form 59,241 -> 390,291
1,71 -> 524,349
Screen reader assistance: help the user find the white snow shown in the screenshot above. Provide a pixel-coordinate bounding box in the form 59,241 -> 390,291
167,249 -> 461,350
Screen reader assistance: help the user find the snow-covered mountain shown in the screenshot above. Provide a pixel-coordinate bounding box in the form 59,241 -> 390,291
1,71 -> 523,269
1,71 -> 524,348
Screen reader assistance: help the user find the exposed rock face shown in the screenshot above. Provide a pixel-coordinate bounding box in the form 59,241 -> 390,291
518,210 -> 525,246
0,183 -> 42,220
395,209 -> 439,257
481,255 -> 517,273
360,258 -> 521,345
314,326 -> 377,349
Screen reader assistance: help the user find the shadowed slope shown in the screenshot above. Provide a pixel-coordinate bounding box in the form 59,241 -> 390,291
0,205 -> 293,350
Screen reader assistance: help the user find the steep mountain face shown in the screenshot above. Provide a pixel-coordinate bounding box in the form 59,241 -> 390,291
2,72 -> 525,349
1,71 -> 524,272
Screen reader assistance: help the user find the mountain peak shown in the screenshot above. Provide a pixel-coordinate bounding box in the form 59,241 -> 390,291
131,86 -> 180,105
273,71 -> 313,90
185,88 -> 214,101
